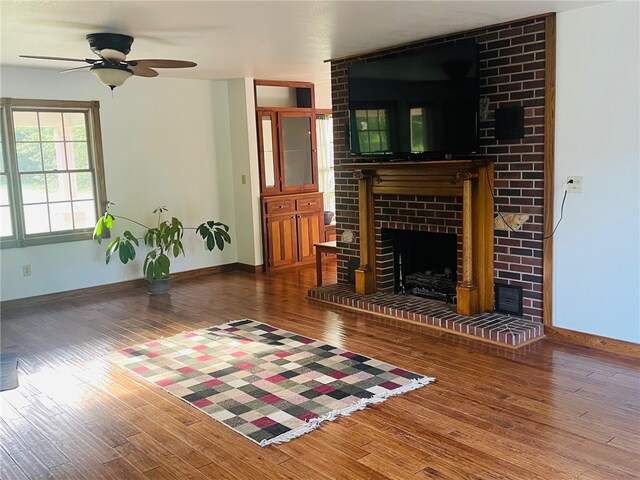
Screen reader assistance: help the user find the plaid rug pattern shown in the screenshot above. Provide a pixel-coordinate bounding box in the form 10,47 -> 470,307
108,319 -> 434,446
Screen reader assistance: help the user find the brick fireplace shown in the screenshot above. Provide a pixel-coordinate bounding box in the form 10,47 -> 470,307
344,160 -> 495,316
328,15 -> 551,324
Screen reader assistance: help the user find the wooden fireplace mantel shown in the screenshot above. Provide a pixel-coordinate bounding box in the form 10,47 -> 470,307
344,159 -> 495,316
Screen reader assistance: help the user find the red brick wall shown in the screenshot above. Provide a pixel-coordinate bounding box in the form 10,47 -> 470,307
331,16 -> 548,322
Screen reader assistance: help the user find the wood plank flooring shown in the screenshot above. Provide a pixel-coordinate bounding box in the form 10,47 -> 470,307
1,265 -> 639,479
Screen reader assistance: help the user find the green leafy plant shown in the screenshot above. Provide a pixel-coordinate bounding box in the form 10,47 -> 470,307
93,202 -> 231,282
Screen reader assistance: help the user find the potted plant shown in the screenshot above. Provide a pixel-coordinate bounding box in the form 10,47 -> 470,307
93,202 -> 231,294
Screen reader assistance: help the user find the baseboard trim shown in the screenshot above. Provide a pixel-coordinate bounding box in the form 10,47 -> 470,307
233,263 -> 264,273
545,326 -> 640,359
1,262 -> 260,311
170,263 -> 244,281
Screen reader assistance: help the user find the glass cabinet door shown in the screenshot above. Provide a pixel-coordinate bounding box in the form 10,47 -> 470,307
279,112 -> 317,193
257,112 -> 280,195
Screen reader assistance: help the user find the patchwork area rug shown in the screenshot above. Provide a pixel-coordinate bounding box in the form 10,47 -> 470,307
108,319 -> 435,446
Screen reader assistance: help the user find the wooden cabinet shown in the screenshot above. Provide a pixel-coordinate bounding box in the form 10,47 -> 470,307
262,193 -> 323,270
255,80 -> 318,196
256,80 -> 322,270
297,211 -> 322,263
265,214 -> 298,268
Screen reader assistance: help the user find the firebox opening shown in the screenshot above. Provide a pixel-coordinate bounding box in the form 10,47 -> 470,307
384,228 -> 458,303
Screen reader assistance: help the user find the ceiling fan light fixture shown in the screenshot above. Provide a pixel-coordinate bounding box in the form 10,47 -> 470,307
21,32 -> 197,91
90,64 -> 133,90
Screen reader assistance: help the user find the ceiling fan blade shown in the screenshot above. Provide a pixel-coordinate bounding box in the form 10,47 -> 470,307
129,64 -> 159,78
20,55 -> 97,64
127,59 -> 196,69
60,65 -> 93,74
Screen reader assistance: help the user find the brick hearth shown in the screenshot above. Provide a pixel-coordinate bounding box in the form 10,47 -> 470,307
309,284 -> 544,348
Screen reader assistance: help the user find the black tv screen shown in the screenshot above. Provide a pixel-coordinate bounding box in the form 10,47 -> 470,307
348,39 -> 479,159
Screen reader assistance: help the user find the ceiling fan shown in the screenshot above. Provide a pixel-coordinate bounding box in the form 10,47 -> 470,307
20,33 -> 197,91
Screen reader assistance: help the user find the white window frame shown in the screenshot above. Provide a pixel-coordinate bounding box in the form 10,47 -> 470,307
0,98 -> 107,248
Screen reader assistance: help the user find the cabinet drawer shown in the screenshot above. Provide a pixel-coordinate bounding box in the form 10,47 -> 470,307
264,198 -> 295,214
296,195 -> 322,212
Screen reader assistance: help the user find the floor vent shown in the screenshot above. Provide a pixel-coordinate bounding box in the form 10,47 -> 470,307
495,284 -> 523,316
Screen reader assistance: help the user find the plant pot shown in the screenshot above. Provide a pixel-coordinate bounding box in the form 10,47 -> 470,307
324,211 -> 335,225
147,277 -> 171,295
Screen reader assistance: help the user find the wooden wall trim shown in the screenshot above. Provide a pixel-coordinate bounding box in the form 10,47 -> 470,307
543,14 -> 557,327
254,79 -> 315,89
170,264 -> 256,281
233,263 -> 264,273
0,263 -> 260,311
545,326 -> 640,359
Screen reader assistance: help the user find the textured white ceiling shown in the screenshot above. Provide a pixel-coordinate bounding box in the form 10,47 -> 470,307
0,0 -> 606,93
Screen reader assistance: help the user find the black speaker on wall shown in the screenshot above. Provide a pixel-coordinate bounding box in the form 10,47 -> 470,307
495,106 -> 525,140
295,88 -> 312,108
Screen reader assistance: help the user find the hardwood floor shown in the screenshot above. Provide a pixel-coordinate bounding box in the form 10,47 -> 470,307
1,264 -> 639,479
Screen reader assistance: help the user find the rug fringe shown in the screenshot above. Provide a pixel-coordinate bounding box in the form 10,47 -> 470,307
258,375 -> 435,447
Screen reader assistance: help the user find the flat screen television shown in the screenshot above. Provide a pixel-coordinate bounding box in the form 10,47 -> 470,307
348,39 -> 479,160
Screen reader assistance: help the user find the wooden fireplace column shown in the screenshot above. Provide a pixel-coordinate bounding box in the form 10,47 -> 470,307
354,170 -> 376,294
346,160 -> 495,316
457,171 -> 479,315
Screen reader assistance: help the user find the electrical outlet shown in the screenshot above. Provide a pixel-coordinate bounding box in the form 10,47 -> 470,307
22,264 -> 31,277
566,176 -> 583,193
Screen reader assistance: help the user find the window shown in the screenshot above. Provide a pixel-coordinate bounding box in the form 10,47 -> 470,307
354,108 -> 390,154
316,114 -> 335,212
410,107 -> 430,153
0,98 -> 106,247
410,107 -> 435,153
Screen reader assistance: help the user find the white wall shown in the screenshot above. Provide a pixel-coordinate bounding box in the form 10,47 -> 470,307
227,78 -> 263,266
555,1 -> 640,342
315,82 -> 332,110
0,66 -> 238,300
